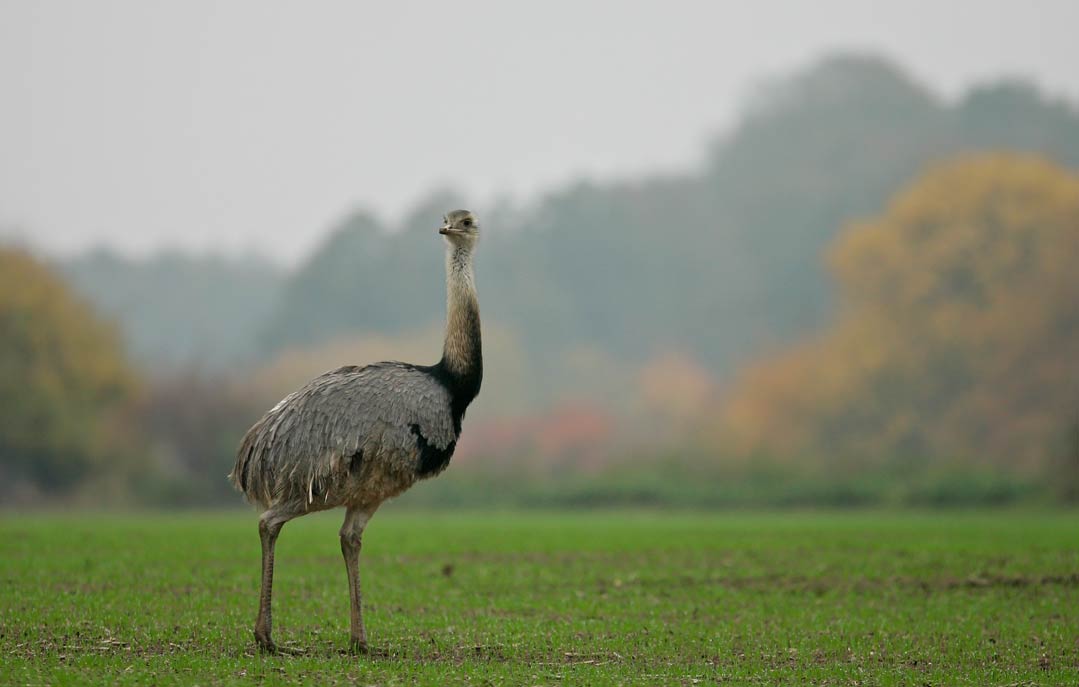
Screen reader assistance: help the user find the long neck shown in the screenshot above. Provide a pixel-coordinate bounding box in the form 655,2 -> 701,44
440,244 -> 482,392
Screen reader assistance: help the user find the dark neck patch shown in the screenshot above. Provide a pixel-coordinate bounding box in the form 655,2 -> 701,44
424,356 -> 482,435
435,284 -> 482,433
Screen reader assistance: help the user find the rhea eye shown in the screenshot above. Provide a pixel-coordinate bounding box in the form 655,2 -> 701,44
462,218 -> 473,227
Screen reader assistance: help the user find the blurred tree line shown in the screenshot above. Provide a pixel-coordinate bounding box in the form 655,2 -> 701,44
60,250 -> 284,368
62,55 -> 1079,376
4,54 -> 1079,506
257,57 -> 1079,379
722,155 -> 1079,501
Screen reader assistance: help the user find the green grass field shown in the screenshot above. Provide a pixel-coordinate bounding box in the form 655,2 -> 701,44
1,510 -> 1077,685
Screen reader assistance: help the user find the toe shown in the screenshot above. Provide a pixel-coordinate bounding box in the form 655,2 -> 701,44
254,631 -> 277,654
349,638 -> 369,655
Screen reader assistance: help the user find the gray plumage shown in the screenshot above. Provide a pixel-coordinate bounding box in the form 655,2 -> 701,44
228,209 -> 483,655
234,362 -> 457,510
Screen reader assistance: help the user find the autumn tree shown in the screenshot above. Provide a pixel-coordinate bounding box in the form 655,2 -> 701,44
723,155 -> 1079,475
0,247 -> 138,497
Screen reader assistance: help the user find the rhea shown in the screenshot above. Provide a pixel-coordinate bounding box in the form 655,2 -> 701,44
229,210 -> 483,654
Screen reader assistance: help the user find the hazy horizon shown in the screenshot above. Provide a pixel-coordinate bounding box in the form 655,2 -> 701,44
3,0 -> 1079,264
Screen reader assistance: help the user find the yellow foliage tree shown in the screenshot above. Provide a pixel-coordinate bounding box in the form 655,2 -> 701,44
0,247 -> 137,493
723,154 -> 1079,473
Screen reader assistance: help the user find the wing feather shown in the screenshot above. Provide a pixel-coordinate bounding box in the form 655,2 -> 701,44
230,362 -> 454,507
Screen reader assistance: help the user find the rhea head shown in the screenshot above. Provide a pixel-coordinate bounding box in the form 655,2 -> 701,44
439,210 -> 479,249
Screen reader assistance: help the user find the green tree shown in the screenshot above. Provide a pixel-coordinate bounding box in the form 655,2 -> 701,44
61,249 -> 284,369
0,247 -> 138,496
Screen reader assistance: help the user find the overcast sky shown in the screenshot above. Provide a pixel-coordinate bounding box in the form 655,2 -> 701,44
2,1 -> 1078,264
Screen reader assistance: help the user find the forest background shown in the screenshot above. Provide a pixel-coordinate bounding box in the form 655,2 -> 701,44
4,54 -> 1078,509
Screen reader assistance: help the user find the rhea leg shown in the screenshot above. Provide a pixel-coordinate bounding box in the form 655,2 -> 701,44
340,507 -> 374,653
254,506 -> 299,652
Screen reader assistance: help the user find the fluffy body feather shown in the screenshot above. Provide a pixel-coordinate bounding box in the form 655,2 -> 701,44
232,361 -> 459,512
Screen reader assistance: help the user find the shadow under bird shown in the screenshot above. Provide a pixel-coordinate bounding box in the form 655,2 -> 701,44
229,210 -> 483,654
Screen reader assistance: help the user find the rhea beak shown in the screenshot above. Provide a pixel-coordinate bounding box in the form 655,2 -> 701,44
439,225 -> 458,235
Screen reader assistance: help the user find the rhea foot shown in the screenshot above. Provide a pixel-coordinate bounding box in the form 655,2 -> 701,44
254,626 -> 277,654
255,631 -> 307,656
349,636 -> 369,655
